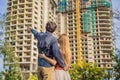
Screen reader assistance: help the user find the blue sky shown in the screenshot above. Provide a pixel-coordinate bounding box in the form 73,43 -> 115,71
0,0 -> 120,71
111,0 -> 120,49
0,0 -> 7,71
0,0 -> 7,14
111,0 -> 120,10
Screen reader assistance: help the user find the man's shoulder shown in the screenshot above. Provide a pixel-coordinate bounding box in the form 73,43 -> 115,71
39,32 -> 48,37
45,32 -> 56,39
50,35 -> 57,41
40,32 -> 45,35
45,33 -> 57,43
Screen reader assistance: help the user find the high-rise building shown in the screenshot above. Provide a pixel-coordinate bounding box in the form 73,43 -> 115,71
80,0 -> 113,68
57,0 -> 113,68
55,0 -> 67,37
5,0 -> 57,79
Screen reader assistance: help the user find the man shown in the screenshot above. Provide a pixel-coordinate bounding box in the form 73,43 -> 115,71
27,21 -> 65,80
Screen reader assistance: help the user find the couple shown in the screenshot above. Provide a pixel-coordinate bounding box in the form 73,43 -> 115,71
27,21 -> 71,80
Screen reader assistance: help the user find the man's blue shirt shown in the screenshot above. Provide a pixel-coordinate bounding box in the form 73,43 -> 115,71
31,29 -> 65,67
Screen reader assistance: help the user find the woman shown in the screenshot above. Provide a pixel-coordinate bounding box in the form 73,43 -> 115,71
40,34 -> 72,80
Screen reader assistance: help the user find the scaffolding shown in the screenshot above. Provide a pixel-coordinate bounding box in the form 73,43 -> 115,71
85,0 -> 111,9
91,0 -> 111,8
90,9 -> 95,36
84,0 -> 89,1
82,13 -> 92,33
82,0 -> 110,36
57,0 -> 82,66
56,0 -> 111,67
56,0 -> 67,13
82,9 -> 94,36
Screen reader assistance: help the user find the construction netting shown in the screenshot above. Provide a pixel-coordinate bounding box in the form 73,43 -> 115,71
91,0 -> 111,8
82,9 -> 94,36
82,0 -> 111,36
57,0 -> 67,13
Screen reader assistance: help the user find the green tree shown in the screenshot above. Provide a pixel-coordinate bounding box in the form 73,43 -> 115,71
69,64 -> 81,80
0,42 -> 22,80
112,9 -> 120,80
110,49 -> 120,80
0,13 -> 5,44
28,75 -> 38,80
0,12 -> 23,80
69,62 -> 106,80
104,69 -> 114,80
0,72 -> 3,80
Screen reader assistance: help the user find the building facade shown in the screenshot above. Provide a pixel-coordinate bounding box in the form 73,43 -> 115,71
80,0 -> 113,68
5,0 -> 113,79
5,0 -> 57,79
57,0 -> 113,68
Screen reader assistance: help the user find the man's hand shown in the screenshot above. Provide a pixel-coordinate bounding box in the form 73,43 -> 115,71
27,26 -> 32,31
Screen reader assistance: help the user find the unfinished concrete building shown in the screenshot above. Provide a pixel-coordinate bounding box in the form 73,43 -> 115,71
57,0 -> 113,68
5,0 -> 57,79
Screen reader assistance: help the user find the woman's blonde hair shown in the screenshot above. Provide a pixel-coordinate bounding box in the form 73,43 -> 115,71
58,34 -> 71,66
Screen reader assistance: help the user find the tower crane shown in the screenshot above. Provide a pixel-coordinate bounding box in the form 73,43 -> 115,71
57,0 -> 82,66
75,0 -> 82,67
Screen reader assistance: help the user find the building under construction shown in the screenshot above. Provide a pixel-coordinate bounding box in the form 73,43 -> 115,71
5,0 -> 113,79
5,0 -> 57,79
57,0 -> 113,68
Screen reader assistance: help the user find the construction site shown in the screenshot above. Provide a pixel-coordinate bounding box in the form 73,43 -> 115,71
5,0 -> 113,79
56,0 -> 113,68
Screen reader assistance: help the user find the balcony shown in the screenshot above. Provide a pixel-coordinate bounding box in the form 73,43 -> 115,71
100,48 -> 112,51
99,27 -> 112,31
25,9 -> 32,13
26,0 -> 32,3
18,5 -> 24,9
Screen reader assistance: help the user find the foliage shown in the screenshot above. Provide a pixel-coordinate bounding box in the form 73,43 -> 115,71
1,67 -> 22,80
69,62 -> 106,80
0,13 -> 5,41
0,72 -> 3,80
69,64 -> 81,80
112,8 -> 120,80
104,69 -> 114,80
110,49 -> 120,80
0,42 -> 22,80
0,13 -> 5,29
0,10 -> 22,80
28,75 -> 38,80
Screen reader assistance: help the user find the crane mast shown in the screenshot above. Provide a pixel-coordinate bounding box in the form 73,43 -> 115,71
56,0 -> 82,66
75,0 -> 82,66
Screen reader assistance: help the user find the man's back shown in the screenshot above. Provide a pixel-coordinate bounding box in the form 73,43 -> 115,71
31,29 -> 65,67
37,31 -> 55,67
